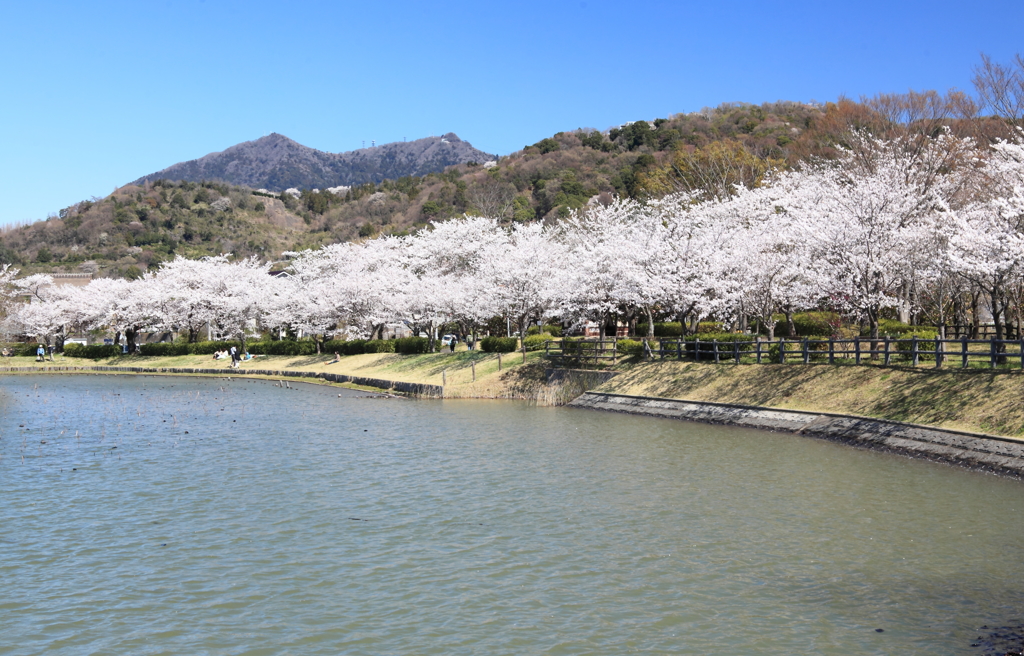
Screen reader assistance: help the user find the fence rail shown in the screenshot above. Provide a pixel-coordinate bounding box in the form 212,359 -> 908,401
543,336 -> 1024,369
545,338 -> 619,365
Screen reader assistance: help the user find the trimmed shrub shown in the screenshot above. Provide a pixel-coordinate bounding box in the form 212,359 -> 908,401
395,337 -> 429,354
616,339 -> 644,356
3,343 -> 40,356
248,340 -> 316,356
364,339 -> 395,353
635,322 -> 683,337
140,342 -> 191,356
894,330 -> 940,361
322,339 -> 349,354
63,343 -> 121,359
190,340 -> 238,355
523,333 -> 554,351
480,336 -> 518,353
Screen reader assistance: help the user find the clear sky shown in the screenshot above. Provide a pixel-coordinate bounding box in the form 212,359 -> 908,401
1,0 -> 1022,227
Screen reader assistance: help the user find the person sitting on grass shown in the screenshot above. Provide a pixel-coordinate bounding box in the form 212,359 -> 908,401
328,351 -> 341,364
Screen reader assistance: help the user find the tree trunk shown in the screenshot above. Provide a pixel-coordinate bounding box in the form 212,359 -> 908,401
971,291 -> 981,338
784,306 -> 796,339
898,281 -> 911,324
645,306 -> 655,339
126,327 -> 138,355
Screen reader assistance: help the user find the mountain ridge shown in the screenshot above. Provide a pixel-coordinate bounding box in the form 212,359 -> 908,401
132,133 -> 496,191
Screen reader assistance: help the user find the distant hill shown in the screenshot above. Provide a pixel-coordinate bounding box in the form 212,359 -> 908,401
131,133 -> 496,191
11,96 -> 997,279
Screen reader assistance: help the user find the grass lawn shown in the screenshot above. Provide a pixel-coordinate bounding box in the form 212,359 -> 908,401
1,349 -> 548,399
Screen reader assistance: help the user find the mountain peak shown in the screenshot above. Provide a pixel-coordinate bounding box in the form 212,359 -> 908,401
132,134 -> 494,191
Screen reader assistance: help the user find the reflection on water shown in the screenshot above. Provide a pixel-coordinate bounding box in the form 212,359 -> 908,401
1,375 -> 1023,655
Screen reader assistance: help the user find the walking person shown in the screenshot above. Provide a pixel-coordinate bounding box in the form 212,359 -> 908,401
229,345 -> 239,369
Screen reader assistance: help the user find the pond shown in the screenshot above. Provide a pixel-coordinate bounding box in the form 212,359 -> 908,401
2,375 -> 1023,655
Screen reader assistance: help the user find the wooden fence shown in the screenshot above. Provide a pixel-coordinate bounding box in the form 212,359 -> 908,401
543,336 -> 1024,369
545,338 -> 619,365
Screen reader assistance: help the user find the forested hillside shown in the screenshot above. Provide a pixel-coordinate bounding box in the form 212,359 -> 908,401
1,88 -> 1015,279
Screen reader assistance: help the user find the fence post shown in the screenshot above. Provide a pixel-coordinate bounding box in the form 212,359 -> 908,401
712,339 -> 719,364
855,337 -> 861,365
962,336 -> 968,368
695,338 -> 700,363
676,339 -> 682,360
829,337 -> 834,365
498,353 -> 502,371
472,360 -> 476,381
612,338 -> 617,365
756,339 -> 762,364
733,338 -> 740,364
935,336 -> 942,369
778,338 -> 785,364
912,336 -> 919,367
1020,337 -> 1024,370
884,336 -> 891,366
442,369 -> 447,389
803,337 -> 809,364
545,341 -> 549,357
990,337 -> 997,369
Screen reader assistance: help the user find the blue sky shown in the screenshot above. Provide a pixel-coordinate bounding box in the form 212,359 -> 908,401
1,0 -> 1022,227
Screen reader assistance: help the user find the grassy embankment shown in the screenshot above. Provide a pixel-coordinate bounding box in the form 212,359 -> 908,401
6,350 -> 1024,437
597,360 -> 1024,438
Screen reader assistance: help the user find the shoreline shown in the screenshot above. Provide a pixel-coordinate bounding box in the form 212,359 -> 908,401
6,361 -> 1024,480
570,391 -> 1024,479
0,364 -> 443,397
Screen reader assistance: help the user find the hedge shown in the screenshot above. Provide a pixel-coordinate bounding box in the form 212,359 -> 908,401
395,337 -> 429,354
248,340 -> 317,356
616,339 -> 644,356
2,343 -> 40,357
139,342 -> 193,356
480,336 -> 518,353
635,322 -> 684,337
63,343 -> 122,359
365,339 -> 396,353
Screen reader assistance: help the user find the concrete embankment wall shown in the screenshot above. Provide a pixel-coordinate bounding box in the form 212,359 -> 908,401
570,392 -> 1024,478
0,366 -> 443,398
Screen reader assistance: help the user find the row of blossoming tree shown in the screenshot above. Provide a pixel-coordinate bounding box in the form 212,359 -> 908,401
2,131 -> 1024,353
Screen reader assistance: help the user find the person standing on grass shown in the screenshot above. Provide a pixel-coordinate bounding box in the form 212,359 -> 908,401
229,345 -> 239,369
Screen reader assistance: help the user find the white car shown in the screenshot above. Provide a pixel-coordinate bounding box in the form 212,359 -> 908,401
440,334 -> 457,346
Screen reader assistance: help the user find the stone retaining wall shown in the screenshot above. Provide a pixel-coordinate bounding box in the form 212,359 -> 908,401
0,366 -> 443,398
570,392 -> 1024,478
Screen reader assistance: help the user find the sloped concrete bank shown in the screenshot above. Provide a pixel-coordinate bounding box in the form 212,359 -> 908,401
570,392 -> 1024,478
0,366 -> 443,398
